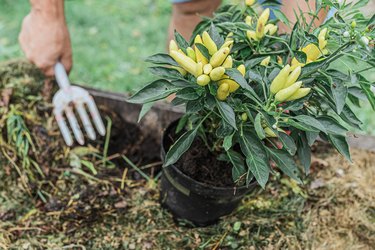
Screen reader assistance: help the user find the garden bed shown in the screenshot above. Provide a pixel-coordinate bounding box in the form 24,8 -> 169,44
0,61 -> 374,249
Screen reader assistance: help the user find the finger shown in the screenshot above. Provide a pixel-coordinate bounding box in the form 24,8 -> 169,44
60,42 -> 73,74
86,96 -> 106,136
65,106 -> 85,145
76,102 -> 96,141
54,109 -> 73,146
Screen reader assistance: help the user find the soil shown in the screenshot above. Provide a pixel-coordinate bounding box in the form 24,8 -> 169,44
176,138 -> 234,187
95,106 -> 161,179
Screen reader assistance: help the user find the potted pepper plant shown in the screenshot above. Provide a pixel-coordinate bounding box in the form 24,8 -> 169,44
129,0 -> 374,225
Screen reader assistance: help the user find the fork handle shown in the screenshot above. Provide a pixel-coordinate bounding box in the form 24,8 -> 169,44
54,62 -> 71,90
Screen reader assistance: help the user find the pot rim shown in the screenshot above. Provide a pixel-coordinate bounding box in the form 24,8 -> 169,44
161,119 -> 257,193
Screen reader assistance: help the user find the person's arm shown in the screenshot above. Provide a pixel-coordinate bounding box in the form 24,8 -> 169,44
168,0 -> 222,42
19,0 -> 72,76
279,0 -> 328,33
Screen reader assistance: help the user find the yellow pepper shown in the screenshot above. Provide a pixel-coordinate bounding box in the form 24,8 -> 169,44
264,127 -> 277,138
222,56 -> 233,68
256,8 -> 270,40
197,75 -> 211,86
171,66 -> 187,76
225,32 -> 234,42
247,30 -> 258,41
285,66 -> 301,88
265,24 -> 278,35
245,16 -> 252,26
217,83 -> 230,101
285,88 -> 311,101
260,56 -> 271,66
277,56 -> 283,66
202,31 -> 218,55
194,35 -> 209,64
203,64 -> 213,74
241,113 -> 248,122
275,81 -> 302,102
186,47 -> 196,61
169,40 -> 179,53
246,0 -> 256,6
219,79 -> 240,93
210,67 -> 226,81
196,62 -> 203,77
170,50 -> 198,76
270,64 -> 291,94
220,40 -> 234,50
210,47 -> 230,68
237,64 -> 246,76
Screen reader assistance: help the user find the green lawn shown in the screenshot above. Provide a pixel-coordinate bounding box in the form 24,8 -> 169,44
0,0 -> 374,134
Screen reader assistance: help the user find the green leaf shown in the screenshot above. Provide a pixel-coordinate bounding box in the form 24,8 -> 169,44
209,24 -> 224,48
278,133 -> 297,156
304,32 -> 319,44
328,134 -> 352,162
164,128 -> 198,167
273,9 -> 290,27
267,148 -> 302,184
239,132 -> 270,188
216,100 -> 237,130
216,121 -> 234,138
81,160 -> 98,175
176,87 -> 200,100
195,43 -> 211,61
149,66 -> 183,78
245,56 -> 269,68
138,102 -> 155,122
226,68 -> 260,100
286,119 -> 319,132
254,113 -> 266,140
223,133 -> 234,151
340,105 -> 362,129
317,116 -> 348,135
128,79 -> 181,104
176,115 -> 189,134
294,51 -> 307,64
306,131 -> 319,146
146,53 -> 178,66
293,115 -> 327,133
227,150 -> 246,183
186,100 -> 203,113
331,81 -> 348,114
297,133 -> 311,175
174,30 -> 189,52
358,79 -> 375,110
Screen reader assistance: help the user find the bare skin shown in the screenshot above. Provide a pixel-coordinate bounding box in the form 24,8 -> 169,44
20,0 -> 326,77
168,0 -> 222,42
19,0 -> 72,77
278,0 -> 328,33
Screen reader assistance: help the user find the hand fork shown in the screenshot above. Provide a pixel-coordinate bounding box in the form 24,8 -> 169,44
53,62 -> 106,146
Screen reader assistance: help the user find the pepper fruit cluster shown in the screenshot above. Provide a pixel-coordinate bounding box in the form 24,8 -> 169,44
246,8 -> 278,41
270,64 -> 311,102
291,28 -> 329,70
169,32 -> 246,101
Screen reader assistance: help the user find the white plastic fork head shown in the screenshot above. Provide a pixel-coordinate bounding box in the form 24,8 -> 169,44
53,62 -> 106,146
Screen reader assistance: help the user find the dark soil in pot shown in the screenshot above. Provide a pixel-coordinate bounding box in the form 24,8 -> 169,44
160,120 -> 257,226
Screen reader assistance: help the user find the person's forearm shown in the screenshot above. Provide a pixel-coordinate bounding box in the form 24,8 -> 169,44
279,0 -> 327,33
30,0 -> 65,21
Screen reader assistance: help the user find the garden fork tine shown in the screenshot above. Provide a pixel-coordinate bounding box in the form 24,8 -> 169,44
53,62 -> 106,146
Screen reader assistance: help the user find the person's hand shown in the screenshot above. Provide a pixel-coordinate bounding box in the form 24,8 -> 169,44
19,8 -> 72,77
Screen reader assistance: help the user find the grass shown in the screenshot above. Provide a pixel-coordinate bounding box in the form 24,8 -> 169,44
0,0 -> 374,134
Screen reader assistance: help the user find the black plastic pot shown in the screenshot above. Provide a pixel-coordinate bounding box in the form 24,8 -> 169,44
160,120 -> 257,226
